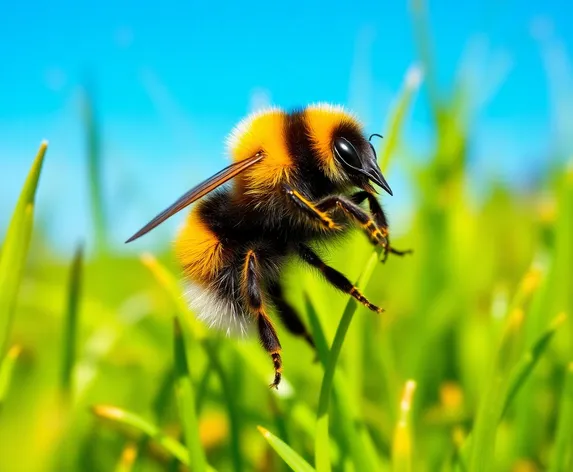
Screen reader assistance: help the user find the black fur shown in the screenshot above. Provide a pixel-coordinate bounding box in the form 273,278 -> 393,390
285,110 -> 337,199
245,252 -> 262,309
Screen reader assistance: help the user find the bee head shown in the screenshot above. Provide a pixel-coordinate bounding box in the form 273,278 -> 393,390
332,133 -> 393,196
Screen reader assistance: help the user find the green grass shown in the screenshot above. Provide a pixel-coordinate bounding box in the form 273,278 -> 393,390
60,244 -> 84,396
392,380 -> 417,472
81,86 -> 108,256
1,21 -> 572,472
315,251 -> 380,472
0,141 -> 46,359
91,404 -> 191,464
258,426 -> 316,472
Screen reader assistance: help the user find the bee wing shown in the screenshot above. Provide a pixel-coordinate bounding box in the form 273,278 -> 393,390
125,153 -> 264,243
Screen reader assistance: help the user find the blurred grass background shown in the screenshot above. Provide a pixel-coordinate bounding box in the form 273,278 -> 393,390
1,2 -> 572,471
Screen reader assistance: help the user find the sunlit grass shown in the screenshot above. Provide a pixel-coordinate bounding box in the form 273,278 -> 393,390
1,18 -> 572,472
0,345 -> 21,409
315,251 -> 380,472
392,380 -> 417,472
258,426 -> 315,472
92,404 -> 190,464
0,141 -> 47,358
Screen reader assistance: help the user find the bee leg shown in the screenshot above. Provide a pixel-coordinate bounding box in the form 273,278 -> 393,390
351,191 -> 413,262
243,250 -> 283,389
268,281 -> 315,350
297,244 -> 384,314
283,185 -> 339,229
316,195 -> 388,248
350,191 -> 388,228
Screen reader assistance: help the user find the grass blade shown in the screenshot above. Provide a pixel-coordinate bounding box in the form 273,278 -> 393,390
501,312 -> 567,418
92,405 -> 189,464
60,243 -> 84,396
378,64 -> 424,172
392,380 -> 417,472
173,317 -> 209,472
467,307 -> 525,472
0,141 -> 47,358
410,0 -> 440,116
0,345 -> 22,408
315,251 -> 379,472
258,426 -> 316,472
141,253 -> 206,339
202,340 -> 243,472
465,312 -> 565,470
81,86 -> 108,254
304,294 -> 329,366
306,294 -> 379,470
549,362 -> 573,472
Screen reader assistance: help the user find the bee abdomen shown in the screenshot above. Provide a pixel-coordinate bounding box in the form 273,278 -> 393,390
175,207 -> 224,282
183,280 -> 252,336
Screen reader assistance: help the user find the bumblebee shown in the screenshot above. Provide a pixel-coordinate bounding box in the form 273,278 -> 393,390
127,103 -> 409,388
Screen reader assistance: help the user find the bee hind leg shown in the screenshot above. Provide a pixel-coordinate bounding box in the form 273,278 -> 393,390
243,250 -> 283,389
268,281 -> 315,350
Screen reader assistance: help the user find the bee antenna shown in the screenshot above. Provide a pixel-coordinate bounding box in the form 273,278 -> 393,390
368,133 -> 384,142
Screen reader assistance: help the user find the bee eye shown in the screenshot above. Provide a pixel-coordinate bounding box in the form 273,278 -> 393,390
333,137 -> 362,170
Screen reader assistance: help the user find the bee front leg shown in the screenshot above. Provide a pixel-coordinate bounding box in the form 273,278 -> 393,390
350,191 -> 389,228
243,250 -> 283,389
350,191 -> 413,263
315,195 -> 389,249
283,185 -> 340,230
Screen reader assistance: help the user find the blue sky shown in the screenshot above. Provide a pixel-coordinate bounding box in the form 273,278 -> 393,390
1,0 -> 572,253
